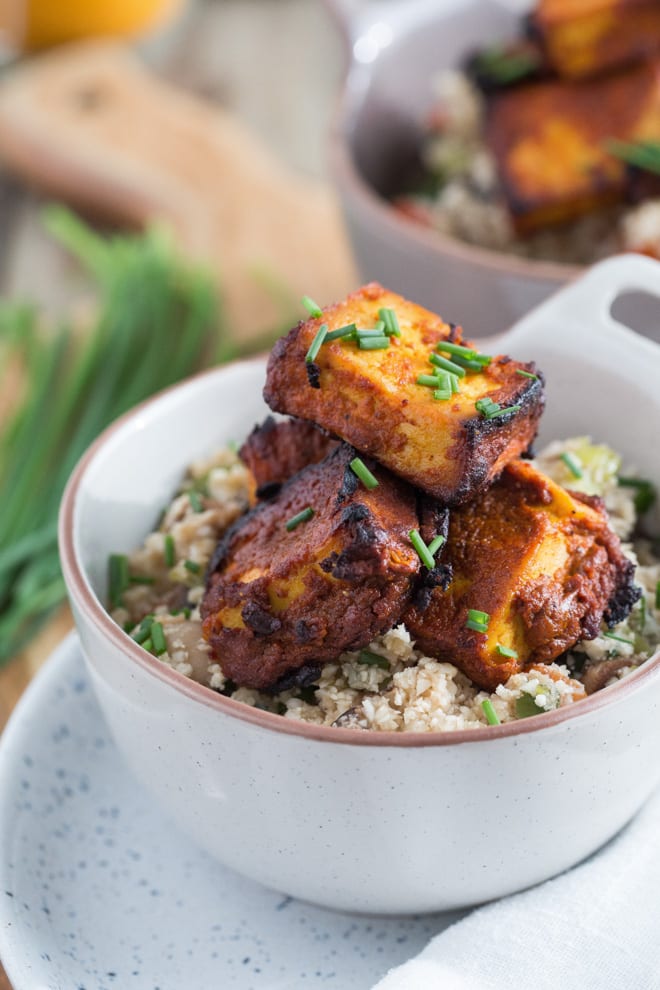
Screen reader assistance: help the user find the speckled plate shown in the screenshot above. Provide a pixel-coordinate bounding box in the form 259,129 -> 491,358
0,634 -> 460,990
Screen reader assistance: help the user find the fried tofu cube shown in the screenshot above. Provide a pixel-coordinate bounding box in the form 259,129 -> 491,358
201,443 -> 420,691
239,416 -> 338,504
404,459 -> 639,691
531,0 -> 660,80
264,284 -> 544,505
487,59 -> 660,233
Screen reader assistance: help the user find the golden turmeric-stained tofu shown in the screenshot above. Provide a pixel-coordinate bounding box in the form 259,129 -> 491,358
531,0 -> 660,80
201,443 -> 420,691
239,416 -> 338,504
404,459 -> 639,691
487,58 -> 660,233
264,284 -> 544,505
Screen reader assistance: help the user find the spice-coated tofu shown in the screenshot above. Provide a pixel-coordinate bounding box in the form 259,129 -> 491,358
264,284 -> 544,505
487,59 -> 660,233
201,443 -> 420,691
239,416 -> 338,504
531,0 -> 660,80
404,459 -> 639,691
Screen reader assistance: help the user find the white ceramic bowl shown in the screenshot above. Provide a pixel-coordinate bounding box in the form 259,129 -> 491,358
60,256 -> 660,914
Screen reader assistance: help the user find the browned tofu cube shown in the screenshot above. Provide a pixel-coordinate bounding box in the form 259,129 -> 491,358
264,284 -> 544,505
201,443 -> 421,691
531,0 -> 660,80
404,460 -> 639,691
487,58 -> 660,233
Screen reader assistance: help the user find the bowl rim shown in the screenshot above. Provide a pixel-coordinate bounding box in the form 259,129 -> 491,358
327,8 -> 584,288
59,358 -> 660,749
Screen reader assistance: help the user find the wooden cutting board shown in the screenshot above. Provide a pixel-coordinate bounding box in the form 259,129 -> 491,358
0,41 -> 356,342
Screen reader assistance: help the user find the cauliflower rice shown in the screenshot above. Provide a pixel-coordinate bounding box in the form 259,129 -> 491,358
110,438 -> 660,732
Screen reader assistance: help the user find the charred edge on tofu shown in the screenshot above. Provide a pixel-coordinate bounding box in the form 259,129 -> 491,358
306,361 -> 321,389
605,557 -> 642,627
266,662 -> 323,695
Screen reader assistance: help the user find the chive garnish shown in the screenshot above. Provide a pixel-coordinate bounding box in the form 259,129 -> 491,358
481,699 -> 501,726
325,323 -> 357,341
560,452 -> 583,479
656,581 -> 660,609
515,369 -> 538,380
184,560 -> 201,574
129,575 -> 155,585
108,553 -> 129,609
434,387 -> 452,401
604,631 -> 635,646
437,341 -> 491,368
358,650 -> 390,669
471,44 -> 542,87
379,308 -> 401,337
141,637 -> 153,653
285,506 -> 315,531
475,398 -> 521,420
466,609 -> 489,633
496,644 -> 518,659
409,530 -> 436,570
417,374 -> 441,388
449,373 -> 460,394
188,491 -> 204,513
429,353 -> 466,377
132,616 -> 154,644
452,356 -> 487,372
164,534 -> 175,568
618,477 -> 657,514
605,139 -> 660,177
301,295 -> 323,318
356,327 -> 386,339
305,323 -> 328,363
427,534 -> 446,556
515,693 -> 542,719
358,336 -> 390,350
150,621 -> 167,656
350,457 -> 379,489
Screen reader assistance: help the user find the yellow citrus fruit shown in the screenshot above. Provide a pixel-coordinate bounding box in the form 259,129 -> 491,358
4,0 -> 184,50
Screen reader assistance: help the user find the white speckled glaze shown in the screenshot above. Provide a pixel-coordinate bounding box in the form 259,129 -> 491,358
60,257 -> 660,914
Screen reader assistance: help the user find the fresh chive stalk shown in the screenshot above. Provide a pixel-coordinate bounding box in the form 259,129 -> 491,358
429,353 -> 466,377
417,374 -> 441,388
305,324 -> 328,363
164,534 -> 176,568
325,323 -> 357,342
350,457 -> 379,490
481,699 -> 501,725
150,621 -> 167,656
466,608 -> 489,633
427,534 -> 446,556
108,554 -> 129,609
301,295 -> 323,318
495,644 -> 518,659
184,560 -> 201,574
358,336 -> 390,350
603,631 -> 635,646
618,477 -> 656,515
132,616 -> 154,645
656,580 -> 660,610
560,452 -> 583,479
379,308 -> 401,337
285,506 -> 315,531
409,530 -> 436,570
515,369 -> 538,380
358,650 -> 390,669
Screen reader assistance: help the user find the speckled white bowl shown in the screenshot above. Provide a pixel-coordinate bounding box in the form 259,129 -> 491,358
60,256 -> 660,914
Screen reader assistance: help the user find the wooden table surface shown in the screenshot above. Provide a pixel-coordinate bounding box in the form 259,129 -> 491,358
0,2 -> 344,984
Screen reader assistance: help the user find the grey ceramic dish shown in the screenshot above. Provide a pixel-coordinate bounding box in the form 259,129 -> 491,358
325,0 -> 581,336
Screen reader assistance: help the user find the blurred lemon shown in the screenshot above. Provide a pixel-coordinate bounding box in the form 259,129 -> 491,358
0,0 -> 185,50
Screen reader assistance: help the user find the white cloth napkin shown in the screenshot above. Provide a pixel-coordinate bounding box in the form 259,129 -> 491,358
373,789 -> 660,990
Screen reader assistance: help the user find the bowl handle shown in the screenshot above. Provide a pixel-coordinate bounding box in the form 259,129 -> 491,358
497,254 -> 660,357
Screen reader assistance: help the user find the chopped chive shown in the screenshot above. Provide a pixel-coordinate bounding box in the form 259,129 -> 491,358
358,336 -> 390,350
305,323 -> 328,363
493,404 -> 521,418
188,490 -> 204,512
150,621 -> 167,656
436,340 -> 478,358
358,650 -> 390,669
451,356 -> 487,372
604,631 -> 635,645
409,529 -> 435,570
482,699 -> 501,726
184,560 -> 201,574
164,534 -> 175,568
141,637 -> 153,653
475,398 -> 521,419
132,616 -> 154,645
123,620 -> 134,633
434,388 -> 452,401
496,644 -> 518,659
170,606 -> 192,619
379,307 -> 401,337
656,580 -> 660,609
618,477 -> 657,515
350,457 -> 379,489
560,452 -> 583,479
325,323 -> 357,341
639,594 -> 647,631
285,506 -> 315,531
355,326 -> 386,339
427,534 -> 446,556
466,608 -> 490,633
301,295 -> 323,318
449,373 -> 460,394
429,353 -> 466,377
417,374 -> 441,387
515,369 -> 538,380
129,575 -> 155,585
108,553 -> 129,609
515,693 -> 542,719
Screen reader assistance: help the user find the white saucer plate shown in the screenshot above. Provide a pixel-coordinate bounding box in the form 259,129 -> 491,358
0,634 -> 459,990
